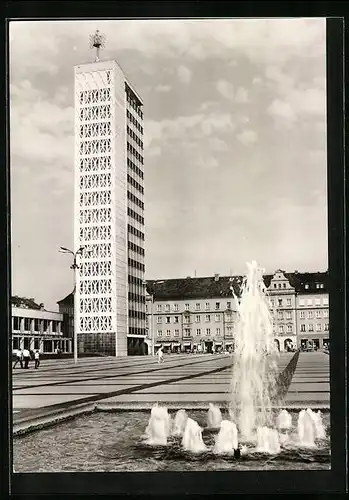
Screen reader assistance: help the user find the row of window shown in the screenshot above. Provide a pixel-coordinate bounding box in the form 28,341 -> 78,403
300,324 -> 329,332
269,297 -> 328,307
156,313 -> 230,324
127,223 -> 145,241
13,317 -> 60,332
128,240 -> 145,257
127,142 -> 144,164
128,257 -> 145,273
128,274 -> 144,286
126,109 -> 143,133
128,206 -> 144,226
127,125 -> 144,150
155,301 -> 231,312
129,327 -> 146,336
127,191 -> 144,210
128,292 -> 146,304
299,297 -> 328,306
271,282 -> 324,290
126,92 -> 143,119
157,328 -> 224,337
127,158 -> 144,180
129,309 -> 146,320
182,327 -> 234,337
274,325 -> 293,334
127,174 -> 144,195
299,310 -> 329,319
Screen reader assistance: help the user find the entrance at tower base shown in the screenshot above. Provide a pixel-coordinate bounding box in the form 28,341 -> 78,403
127,337 -> 148,356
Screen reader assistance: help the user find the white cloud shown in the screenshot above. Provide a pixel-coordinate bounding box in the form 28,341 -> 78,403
235,87 -> 249,103
237,129 -> 258,145
155,84 -> 172,93
216,79 -> 234,101
209,137 -> 229,152
267,87 -> 326,123
252,77 -> 263,85
145,111 -> 235,147
177,65 -> 192,83
267,99 -> 297,122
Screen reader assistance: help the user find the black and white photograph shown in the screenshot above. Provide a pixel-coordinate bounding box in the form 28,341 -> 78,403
8,15 -> 343,488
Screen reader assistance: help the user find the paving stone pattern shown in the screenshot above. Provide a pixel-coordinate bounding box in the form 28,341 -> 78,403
12,352 -> 329,423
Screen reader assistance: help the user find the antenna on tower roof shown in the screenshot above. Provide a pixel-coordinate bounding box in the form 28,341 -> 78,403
89,29 -> 106,62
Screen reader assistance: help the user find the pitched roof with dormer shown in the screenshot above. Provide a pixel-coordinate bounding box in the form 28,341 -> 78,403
146,271 -> 328,300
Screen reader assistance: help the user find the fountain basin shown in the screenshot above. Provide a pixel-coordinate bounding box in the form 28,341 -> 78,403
13,409 -> 330,472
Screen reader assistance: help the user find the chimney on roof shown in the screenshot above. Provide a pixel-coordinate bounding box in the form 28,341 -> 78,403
39,303 -> 44,310
214,273 -> 219,282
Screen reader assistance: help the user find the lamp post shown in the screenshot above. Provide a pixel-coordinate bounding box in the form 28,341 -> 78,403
59,246 -> 84,364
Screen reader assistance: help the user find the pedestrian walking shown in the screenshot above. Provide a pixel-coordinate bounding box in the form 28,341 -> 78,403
13,349 -> 23,369
34,350 -> 40,369
22,348 -> 31,369
157,346 -> 164,364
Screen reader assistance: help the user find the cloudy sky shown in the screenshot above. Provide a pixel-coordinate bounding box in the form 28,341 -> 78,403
10,18 -> 327,311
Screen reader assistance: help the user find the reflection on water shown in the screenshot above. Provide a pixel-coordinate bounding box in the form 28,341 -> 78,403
13,410 -> 330,472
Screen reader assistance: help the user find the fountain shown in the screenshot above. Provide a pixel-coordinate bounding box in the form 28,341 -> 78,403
307,408 -> 326,439
213,420 -> 238,455
207,403 -> 222,429
298,409 -> 316,447
172,409 -> 188,437
228,261 -> 279,440
182,418 -> 207,453
144,405 -> 171,446
256,426 -> 281,454
276,409 -> 293,446
135,261 -> 329,468
276,409 -> 292,431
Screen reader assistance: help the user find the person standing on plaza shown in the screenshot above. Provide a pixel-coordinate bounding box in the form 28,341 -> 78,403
34,350 -> 40,369
22,348 -> 31,369
157,346 -> 164,364
13,349 -> 23,369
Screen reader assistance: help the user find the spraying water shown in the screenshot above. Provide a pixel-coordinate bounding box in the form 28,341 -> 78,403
306,408 -> 326,439
182,418 -> 207,453
144,405 -> 171,446
207,403 -> 222,429
298,409 -> 316,447
172,409 -> 188,437
214,420 -> 238,454
228,261 -> 280,440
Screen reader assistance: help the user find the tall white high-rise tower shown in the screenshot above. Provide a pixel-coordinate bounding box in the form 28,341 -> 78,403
74,34 -> 146,356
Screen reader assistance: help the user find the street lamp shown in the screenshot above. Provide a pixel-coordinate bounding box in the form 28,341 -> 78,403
59,246 -> 84,364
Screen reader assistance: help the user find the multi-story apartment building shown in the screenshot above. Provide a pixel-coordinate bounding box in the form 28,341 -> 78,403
74,54 -> 146,356
146,274 -> 240,354
57,291 -> 74,340
146,270 -> 329,354
11,296 -> 72,354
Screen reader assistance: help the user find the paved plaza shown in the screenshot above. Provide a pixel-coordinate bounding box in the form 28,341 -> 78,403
12,351 -> 330,433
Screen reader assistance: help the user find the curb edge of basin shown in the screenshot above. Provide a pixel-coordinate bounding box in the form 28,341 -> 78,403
13,401 -> 330,436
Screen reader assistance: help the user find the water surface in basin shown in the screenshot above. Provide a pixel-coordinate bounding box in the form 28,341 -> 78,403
13,410 -> 330,472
